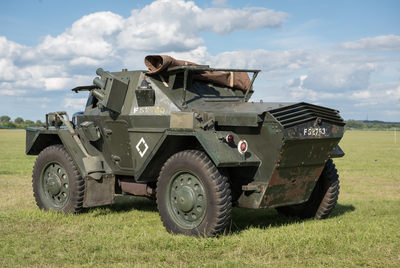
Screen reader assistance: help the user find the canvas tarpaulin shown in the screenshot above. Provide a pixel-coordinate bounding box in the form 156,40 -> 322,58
144,55 -> 252,92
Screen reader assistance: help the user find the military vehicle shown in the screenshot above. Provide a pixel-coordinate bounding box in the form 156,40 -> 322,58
26,55 -> 345,237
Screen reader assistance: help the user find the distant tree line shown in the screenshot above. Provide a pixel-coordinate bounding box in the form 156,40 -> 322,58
345,120 -> 400,130
0,115 -> 44,129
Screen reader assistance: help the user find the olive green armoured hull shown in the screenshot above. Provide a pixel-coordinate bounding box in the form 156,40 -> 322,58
26,62 -> 345,236
26,102 -> 344,210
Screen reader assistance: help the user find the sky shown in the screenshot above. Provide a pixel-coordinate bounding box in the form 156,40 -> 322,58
0,0 -> 399,122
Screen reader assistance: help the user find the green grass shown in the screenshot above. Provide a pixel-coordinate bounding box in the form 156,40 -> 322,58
0,129 -> 399,267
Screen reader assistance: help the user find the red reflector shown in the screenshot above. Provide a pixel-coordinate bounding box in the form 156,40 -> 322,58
226,134 -> 234,143
240,142 -> 247,151
237,140 -> 248,154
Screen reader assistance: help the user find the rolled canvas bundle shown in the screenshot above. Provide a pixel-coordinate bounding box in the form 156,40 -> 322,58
144,55 -> 252,91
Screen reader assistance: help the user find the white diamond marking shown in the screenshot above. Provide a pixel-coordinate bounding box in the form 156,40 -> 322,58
136,137 -> 149,158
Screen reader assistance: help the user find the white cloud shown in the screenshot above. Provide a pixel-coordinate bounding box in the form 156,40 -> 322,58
18,0 -> 286,62
117,0 -> 287,52
0,0 -> 288,95
0,37 -> 25,58
209,49 -> 309,70
44,77 -> 73,90
165,46 -> 211,63
351,90 -> 371,99
196,7 -> 287,35
0,58 -> 22,81
16,97 -> 51,103
341,35 -> 400,51
24,64 -> 64,78
212,0 -> 227,7
13,79 -> 44,89
287,78 -> 346,102
38,12 -> 124,59
44,75 -> 92,91
301,62 -> 376,92
69,57 -> 103,66
118,0 -> 203,52
0,89 -> 27,96
287,75 -> 308,89
384,110 -> 400,116
167,46 -> 397,110
208,49 -> 379,95
386,85 -> 400,99
345,83 -> 400,109
64,97 -> 87,110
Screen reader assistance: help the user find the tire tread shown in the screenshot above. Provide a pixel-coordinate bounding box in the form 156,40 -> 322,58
156,150 -> 232,236
32,144 -> 85,213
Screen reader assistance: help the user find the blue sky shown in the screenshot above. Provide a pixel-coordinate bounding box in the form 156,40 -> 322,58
0,0 -> 399,121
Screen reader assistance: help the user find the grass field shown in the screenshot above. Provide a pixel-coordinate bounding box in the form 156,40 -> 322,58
0,129 -> 399,267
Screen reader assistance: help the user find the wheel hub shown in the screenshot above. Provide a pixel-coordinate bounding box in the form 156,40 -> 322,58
176,186 -> 195,212
47,175 -> 61,195
41,162 -> 70,208
168,171 -> 207,228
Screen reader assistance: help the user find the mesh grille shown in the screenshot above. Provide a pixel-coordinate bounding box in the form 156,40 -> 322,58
269,102 -> 345,128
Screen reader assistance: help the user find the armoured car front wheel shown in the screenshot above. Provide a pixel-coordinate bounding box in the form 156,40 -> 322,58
276,159 -> 340,219
32,145 -> 85,213
156,150 -> 232,237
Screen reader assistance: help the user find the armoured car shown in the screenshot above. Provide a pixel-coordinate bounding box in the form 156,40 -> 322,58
26,55 -> 345,236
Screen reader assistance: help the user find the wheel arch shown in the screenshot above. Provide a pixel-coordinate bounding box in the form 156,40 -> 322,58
136,130 -> 261,183
26,128 -> 90,180
136,135 -> 202,182
26,129 -> 62,155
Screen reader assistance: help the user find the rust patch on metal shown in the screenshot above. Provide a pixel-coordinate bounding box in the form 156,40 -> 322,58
331,124 -> 338,134
119,180 -> 155,197
263,165 -> 324,206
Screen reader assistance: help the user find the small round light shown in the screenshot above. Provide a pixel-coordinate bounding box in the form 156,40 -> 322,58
237,140 -> 248,154
225,134 -> 234,143
240,142 -> 246,151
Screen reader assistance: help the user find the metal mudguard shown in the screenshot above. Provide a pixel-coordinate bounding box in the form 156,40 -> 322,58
26,127 -> 61,155
26,127 -> 89,178
26,127 -> 114,208
27,123 -> 109,177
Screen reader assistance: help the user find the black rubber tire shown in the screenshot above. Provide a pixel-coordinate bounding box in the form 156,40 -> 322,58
276,159 -> 340,219
156,150 -> 232,237
32,145 -> 85,213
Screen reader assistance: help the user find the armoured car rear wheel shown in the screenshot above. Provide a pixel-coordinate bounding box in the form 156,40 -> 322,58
32,145 -> 85,213
156,150 -> 232,237
276,159 -> 339,219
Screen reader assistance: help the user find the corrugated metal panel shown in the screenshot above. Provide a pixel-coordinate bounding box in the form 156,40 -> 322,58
269,102 -> 345,128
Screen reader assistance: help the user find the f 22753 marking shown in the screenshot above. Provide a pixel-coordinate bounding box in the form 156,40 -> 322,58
303,127 -> 327,136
